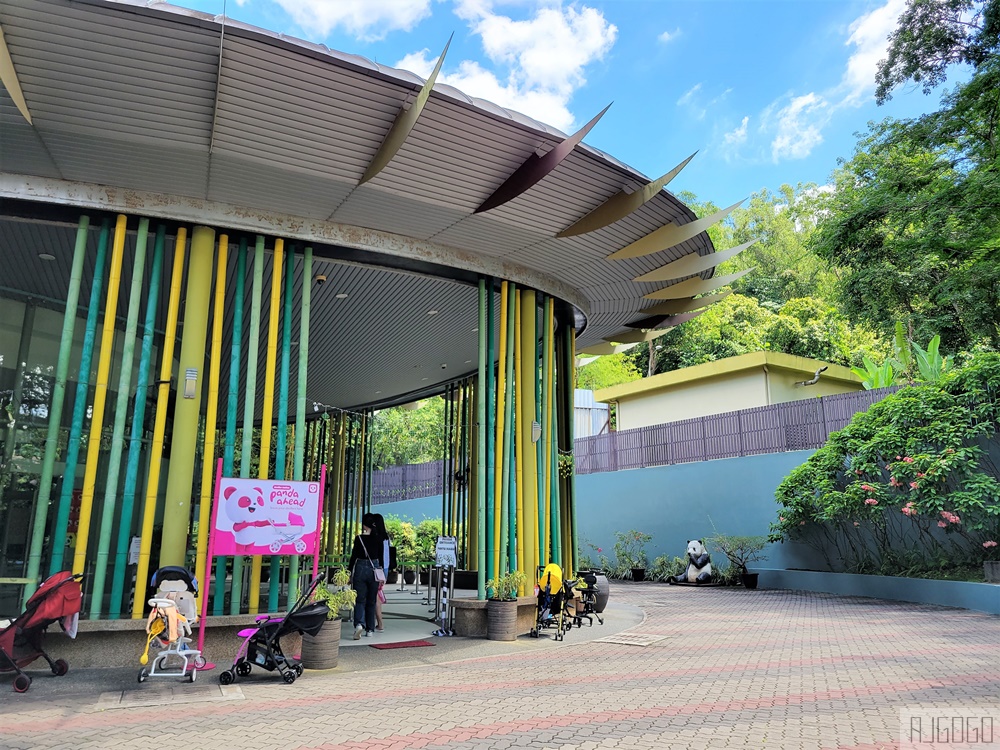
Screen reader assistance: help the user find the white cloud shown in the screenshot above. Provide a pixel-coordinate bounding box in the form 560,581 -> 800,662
397,0 -> 617,132
658,28 -> 681,44
718,0 -> 904,163
676,83 -> 701,107
724,116 -> 749,146
767,93 -> 829,162
840,0 -> 906,103
273,0 -> 431,41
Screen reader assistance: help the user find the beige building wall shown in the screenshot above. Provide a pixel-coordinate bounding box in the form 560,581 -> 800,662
767,366 -> 865,404
617,370 -> 768,428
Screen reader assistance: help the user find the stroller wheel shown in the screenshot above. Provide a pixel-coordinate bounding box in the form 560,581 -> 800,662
294,664 -> 304,677
13,674 -> 31,693
282,670 -> 297,685
236,661 -> 252,677
219,670 -> 235,685
269,541 -> 282,553
193,655 -> 208,669
52,659 -> 69,676
189,667 -> 197,683
529,628 -> 537,638
137,668 -> 148,684
294,540 -> 307,553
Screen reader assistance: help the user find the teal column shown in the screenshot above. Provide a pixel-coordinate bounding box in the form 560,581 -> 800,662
91,218 -> 149,617
50,218 -> 110,574
501,284 -> 516,570
233,237 -> 264,614
215,238 -> 246,614
110,225 -> 165,617
484,281 -> 495,581
25,216 -> 89,601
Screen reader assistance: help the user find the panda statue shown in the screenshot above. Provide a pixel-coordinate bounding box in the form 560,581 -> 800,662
672,539 -> 713,584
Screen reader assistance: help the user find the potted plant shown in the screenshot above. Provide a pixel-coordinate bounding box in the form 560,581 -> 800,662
614,530 -> 652,581
709,533 -> 769,589
301,569 -> 356,669
485,569 -> 526,641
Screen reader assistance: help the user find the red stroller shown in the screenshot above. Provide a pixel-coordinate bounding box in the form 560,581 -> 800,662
1,571 -> 83,693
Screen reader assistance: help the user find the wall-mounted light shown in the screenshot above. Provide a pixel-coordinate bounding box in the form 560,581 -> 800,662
184,368 -> 198,399
531,420 -> 541,443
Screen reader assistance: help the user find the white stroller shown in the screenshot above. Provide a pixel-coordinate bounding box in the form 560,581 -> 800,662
138,566 -> 207,683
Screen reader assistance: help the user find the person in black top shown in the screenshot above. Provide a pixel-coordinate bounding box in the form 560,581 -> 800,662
348,514 -> 382,639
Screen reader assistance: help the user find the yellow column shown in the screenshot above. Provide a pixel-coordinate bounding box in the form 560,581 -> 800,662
250,238 -> 283,613
161,226 -> 216,566
543,299 -> 554,565
493,282 -> 508,577
73,214 -> 127,575
513,292 -> 525,592
194,234 -> 228,606
132,228 -> 187,617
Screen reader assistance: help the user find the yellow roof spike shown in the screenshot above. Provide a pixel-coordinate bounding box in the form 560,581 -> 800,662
0,24 -> 31,124
640,289 -> 731,317
633,239 -> 756,283
608,199 -> 745,261
643,268 -> 754,300
556,152 -> 697,238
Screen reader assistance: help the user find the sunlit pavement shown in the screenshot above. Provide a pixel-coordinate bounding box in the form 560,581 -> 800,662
1,581 -> 997,750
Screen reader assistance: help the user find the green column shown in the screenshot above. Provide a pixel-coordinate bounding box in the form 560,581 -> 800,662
90,218 -> 149,617
289,247 -> 312,602
25,216 -> 89,601
501,284 -> 516,570
160,226 -> 215,566
50,218 -> 110,574
476,280 -> 487,598
484,281 -> 495,581
268,245 -> 295,611
110,225 -> 165,617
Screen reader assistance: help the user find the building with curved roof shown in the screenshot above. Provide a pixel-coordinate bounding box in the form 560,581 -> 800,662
0,0 -> 750,619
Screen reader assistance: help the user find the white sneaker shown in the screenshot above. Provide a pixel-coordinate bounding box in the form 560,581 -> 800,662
353,625 -> 363,640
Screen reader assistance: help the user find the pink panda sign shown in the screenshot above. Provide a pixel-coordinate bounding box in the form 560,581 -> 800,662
213,477 -> 323,556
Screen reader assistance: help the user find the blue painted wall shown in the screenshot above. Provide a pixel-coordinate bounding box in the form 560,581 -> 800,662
375,450 -> 823,572
374,494 -> 443,524
575,450 -> 824,572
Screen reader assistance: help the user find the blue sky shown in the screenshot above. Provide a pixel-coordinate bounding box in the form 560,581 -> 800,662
178,0 -> 945,206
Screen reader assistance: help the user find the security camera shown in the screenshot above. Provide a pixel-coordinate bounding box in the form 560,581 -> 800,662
314,274 -> 327,285
440,363 -> 448,369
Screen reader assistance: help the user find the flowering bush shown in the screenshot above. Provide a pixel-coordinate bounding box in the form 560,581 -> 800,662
771,352 -> 1000,579
613,530 -> 652,570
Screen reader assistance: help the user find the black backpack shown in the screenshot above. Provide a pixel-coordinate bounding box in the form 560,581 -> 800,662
388,545 -> 398,570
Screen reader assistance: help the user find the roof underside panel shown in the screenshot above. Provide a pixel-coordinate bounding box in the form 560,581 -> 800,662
0,93 -> 60,178
331,185 -> 467,241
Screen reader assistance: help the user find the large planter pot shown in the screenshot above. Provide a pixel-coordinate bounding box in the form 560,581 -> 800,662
386,570 -> 398,584
300,619 -> 341,670
403,570 -> 416,585
985,561 -> 1000,583
631,568 -> 646,582
740,573 -> 759,590
486,599 -> 518,641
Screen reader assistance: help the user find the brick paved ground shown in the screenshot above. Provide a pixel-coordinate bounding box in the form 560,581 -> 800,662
1,583 -> 997,749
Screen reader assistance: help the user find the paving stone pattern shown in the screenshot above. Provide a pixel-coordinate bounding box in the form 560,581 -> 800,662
1,583 -> 996,749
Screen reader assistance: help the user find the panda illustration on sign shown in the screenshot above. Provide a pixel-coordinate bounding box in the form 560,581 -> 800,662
672,539 -> 713,584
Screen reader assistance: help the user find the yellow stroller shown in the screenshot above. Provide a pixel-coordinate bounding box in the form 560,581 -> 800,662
529,564 -> 573,641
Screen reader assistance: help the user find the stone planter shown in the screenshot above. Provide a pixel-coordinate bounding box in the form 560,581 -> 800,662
985,561 -> 1000,583
592,572 -> 610,613
486,599 -> 518,641
300,619 -> 341,670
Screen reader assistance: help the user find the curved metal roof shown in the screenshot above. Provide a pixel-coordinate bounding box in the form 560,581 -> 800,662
0,0 -> 733,409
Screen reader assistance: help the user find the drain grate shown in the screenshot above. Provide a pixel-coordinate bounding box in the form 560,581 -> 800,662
96,684 -> 244,709
593,633 -> 672,647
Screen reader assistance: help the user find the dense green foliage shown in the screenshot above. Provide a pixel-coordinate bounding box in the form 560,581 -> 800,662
369,398 -> 445,470
771,353 -> 1000,578
576,353 -> 641,391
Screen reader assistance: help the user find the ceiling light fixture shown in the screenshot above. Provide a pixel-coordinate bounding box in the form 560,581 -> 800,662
38,253 -> 55,261
335,293 -> 348,299
427,310 -> 439,315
